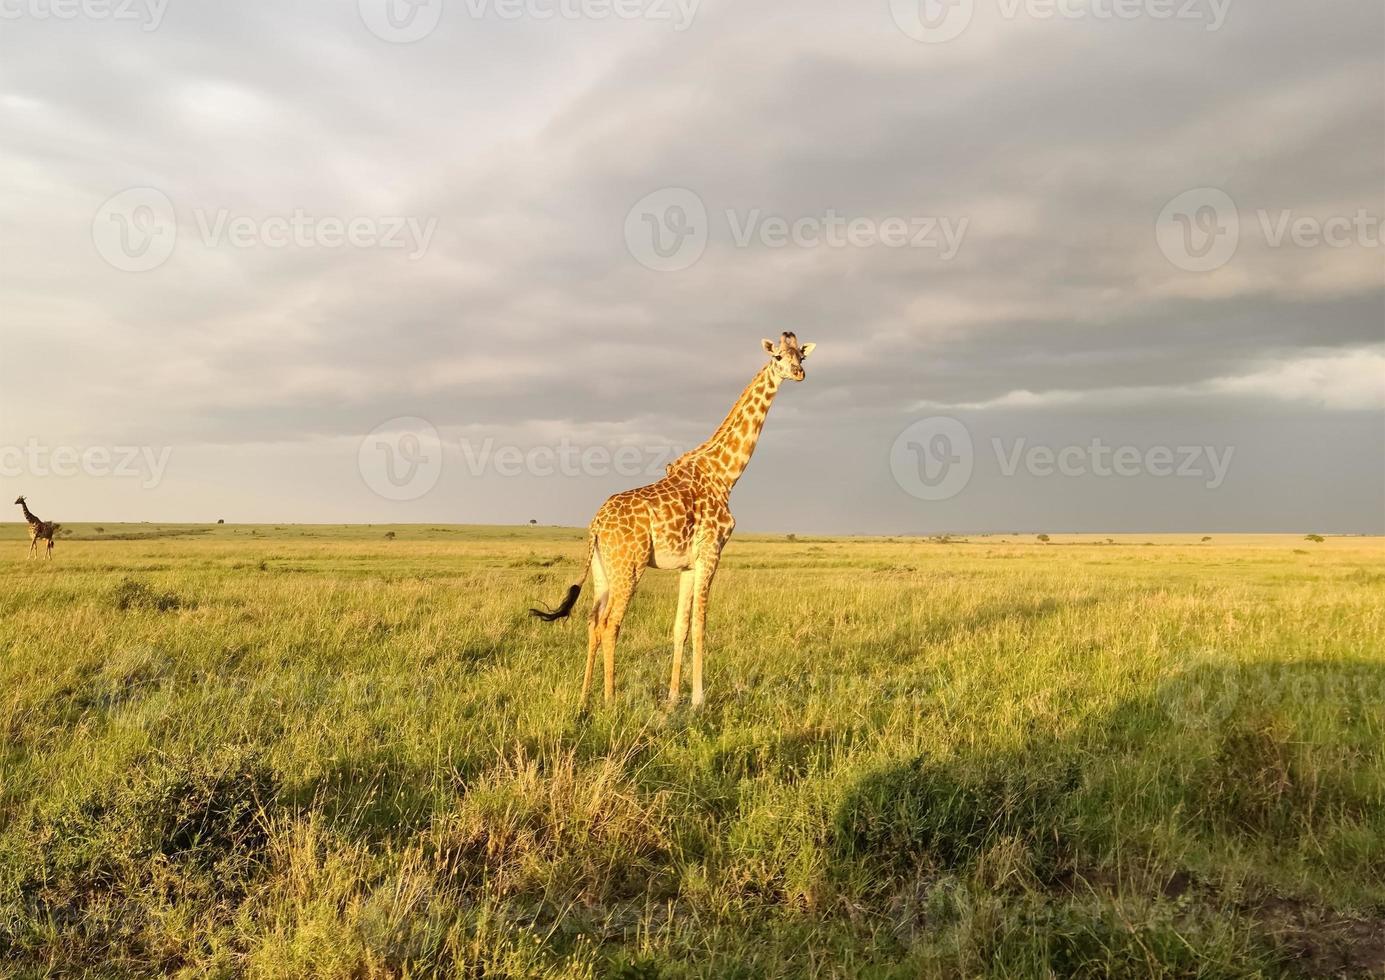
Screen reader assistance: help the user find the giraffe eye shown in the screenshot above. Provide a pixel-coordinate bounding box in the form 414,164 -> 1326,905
774,355 -> 782,361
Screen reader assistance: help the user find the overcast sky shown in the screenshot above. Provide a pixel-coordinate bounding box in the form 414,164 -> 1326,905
1,0 -> 1381,533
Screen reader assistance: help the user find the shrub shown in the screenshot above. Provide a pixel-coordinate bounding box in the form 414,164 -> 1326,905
111,579 -> 185,612
835,753 -> 1080,877
6,750 -> 278,969
429,747 -> 673,903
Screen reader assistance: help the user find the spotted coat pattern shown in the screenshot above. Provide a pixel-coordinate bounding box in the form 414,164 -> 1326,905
15,496 -> 59,560
543,334 -> 815,708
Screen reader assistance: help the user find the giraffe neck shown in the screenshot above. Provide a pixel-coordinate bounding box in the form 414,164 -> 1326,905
18,501 -> 39,526
686,364 -> 784,490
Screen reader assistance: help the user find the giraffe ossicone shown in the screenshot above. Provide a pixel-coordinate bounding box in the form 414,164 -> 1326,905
531,333 -> 816,708
15,495 -> 61,560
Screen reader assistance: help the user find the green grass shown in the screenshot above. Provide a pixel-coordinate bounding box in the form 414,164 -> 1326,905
1,525 -> 1382,978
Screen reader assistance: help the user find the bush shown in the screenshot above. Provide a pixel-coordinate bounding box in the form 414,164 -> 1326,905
111,579 -> 185,612
429,748 -> 673,903
1037,534 -> 1051,543
5,750 -> 278,969
835,753 -> 1080,876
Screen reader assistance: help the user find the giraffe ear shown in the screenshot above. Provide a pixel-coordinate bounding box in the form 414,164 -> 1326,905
762,339 -> 777,355
799,342 -> 815,359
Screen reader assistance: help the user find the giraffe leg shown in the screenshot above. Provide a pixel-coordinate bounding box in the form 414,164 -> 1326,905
599,564 -> 641,703
583,615 -> 599,708
668,569 -> 695,704
581,549 -> 610,709
689,551 -> 722,708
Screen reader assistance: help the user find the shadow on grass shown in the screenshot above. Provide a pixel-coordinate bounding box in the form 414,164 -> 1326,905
832,658 -> 1385,977
2,749 -> 277,972
290,751 -> 450,843
7,659 -> 1385,977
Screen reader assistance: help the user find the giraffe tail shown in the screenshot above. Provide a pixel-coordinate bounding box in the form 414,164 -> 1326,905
529,534 -> 595,622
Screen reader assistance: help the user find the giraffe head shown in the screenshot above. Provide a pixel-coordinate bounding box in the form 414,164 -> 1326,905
762,332 -> 816,382
14,495 -> 25,506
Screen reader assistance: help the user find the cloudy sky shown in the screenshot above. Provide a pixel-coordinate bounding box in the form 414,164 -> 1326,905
1,0 -> 1381,533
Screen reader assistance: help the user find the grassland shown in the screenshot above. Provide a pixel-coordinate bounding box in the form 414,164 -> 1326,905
0,524 -> 1382,978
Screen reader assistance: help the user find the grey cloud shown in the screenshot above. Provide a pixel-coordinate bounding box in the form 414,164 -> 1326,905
0,0 -> 1380,527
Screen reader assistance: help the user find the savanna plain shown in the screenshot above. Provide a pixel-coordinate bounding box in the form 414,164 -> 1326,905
1,524 -> 1382,978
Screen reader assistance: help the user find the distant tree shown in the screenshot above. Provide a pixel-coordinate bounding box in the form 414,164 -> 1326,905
1037,534 -> 1051,543
95,527 -> 105,534
1201,536 -> 1212,542
530,519 -> 538,525
1305,533 -> 1325,543
786,533 -> 797,542
217,519 -> 225,524
385,531 -> 397,540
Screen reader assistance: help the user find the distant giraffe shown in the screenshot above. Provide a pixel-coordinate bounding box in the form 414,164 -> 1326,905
15,496 -> 60,560
531,333 -> 816,707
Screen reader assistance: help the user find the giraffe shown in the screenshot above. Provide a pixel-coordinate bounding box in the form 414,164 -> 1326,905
14,496 -> 60,560
531,333 -> 816,707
